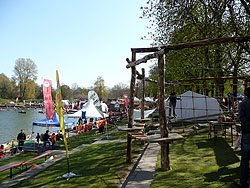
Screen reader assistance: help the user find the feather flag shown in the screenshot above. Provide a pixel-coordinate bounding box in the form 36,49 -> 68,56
56,71 -> 69,159
43,79 -> 54,120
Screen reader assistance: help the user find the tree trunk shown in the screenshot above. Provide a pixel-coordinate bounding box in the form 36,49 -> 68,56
127,52 -> 136,163
141,68 -> 145,119
157,53 -> 170,170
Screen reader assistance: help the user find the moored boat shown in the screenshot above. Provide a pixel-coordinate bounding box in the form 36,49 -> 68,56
18,110 -> 26,114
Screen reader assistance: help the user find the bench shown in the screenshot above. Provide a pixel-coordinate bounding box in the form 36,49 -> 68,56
0,161 -> 23,178
22,152 -> 52,170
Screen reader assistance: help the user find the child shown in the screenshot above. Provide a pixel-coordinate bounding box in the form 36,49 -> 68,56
36,133 -> 41,143
51,133 -> 56,150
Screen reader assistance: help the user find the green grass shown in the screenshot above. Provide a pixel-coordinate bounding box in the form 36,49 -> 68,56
1,120 -> 241,187
56,129 -> 102,150
102,131 -> 127,140
151,129 -> 241,188
0,152 -> 54,183
13,141 -> 143,188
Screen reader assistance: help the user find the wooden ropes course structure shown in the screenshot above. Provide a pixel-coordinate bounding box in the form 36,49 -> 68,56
125,36 -> 250,171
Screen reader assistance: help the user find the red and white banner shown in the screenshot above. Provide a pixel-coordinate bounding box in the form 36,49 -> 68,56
43,79 -> 54,120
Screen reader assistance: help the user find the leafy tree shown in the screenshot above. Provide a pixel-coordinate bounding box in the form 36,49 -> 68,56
24,80 -> 36,99
61,84 -> 73,100
13,58 -> 37,100
141,0 -> 250,96
93,76 -> 108,100
35,83 -> 43,100
0,73 -> 14,99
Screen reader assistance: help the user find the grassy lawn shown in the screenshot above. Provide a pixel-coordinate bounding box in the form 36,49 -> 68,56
13,141 -> 143,188
57,126 -> 118,150
2,118 -> 241,187
151,129 -> 241,188
0,152 -> 54,183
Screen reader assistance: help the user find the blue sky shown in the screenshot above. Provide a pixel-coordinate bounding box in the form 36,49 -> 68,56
0,0 -> 153,88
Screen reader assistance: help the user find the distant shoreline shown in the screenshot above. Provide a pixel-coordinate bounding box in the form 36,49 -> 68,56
0,104 -> 44,108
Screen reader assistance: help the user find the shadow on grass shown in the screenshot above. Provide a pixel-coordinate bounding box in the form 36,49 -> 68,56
13,142 -> 142,188
197,137 -> 240,184
197,137 -> 240,167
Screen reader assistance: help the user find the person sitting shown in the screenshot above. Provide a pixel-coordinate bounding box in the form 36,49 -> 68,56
0,145 -> 5,159
99,124 -> 104,134
77,117 -> 83,126
10,141 -> 17,155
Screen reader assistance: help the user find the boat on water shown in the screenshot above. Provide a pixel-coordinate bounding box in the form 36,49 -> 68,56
18,110 -> 26,114
38,110 -> 45,114
0,109 -> 6,111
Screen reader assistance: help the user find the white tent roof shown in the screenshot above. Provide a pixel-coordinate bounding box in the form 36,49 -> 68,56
133,109 -> 156,120
145,97 -> 155,102
68,99 -> 104,118
134,97 -> 141,102
166,91 -> 223,122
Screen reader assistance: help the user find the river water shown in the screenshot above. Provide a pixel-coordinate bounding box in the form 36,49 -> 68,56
0,108 -> 75,144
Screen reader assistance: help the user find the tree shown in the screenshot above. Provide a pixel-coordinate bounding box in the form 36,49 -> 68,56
108,82 -> 129,99
35,83 -> 43,100
13,58 -> 38,100
141,0 -> 250,96
0,73 -> 14,99
71,83 -> 89,100
61,84 -> 73,100
93,76 -> 108,100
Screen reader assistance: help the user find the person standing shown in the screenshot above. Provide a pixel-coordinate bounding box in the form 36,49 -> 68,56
169,91 -> 177,117
17,129 -> 26,151
42,130 -> 50,152
237,87 -> 250,187
36,133 -> 41,143
51,133 -> 56,150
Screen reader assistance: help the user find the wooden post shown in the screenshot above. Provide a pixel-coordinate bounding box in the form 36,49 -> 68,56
141,68 -> 145,119
127,52 -> 136,163
157,53 -> 170,170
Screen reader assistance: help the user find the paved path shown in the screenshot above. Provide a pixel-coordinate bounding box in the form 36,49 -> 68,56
119,143 -> 160,188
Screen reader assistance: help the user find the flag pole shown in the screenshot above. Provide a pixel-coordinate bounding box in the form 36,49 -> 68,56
56,70 -> 79,180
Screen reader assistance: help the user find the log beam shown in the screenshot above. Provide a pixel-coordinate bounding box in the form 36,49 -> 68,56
141,68 -> 145,119
126,52 -> 136,163
157,53 -> 170,171
127,36 -> 250,68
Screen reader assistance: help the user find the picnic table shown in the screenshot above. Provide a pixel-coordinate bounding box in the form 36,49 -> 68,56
0,161 -> 23,178
22,152 -> 52,170
209,121 -> 236,146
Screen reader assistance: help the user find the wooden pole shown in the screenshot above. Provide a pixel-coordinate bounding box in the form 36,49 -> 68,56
141,68 -> 145,119
126,52 -> 136,163
157,53 -> 170,170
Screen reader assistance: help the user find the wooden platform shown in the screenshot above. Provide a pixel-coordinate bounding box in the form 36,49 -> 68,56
148,133 -> 184,143
134,123 -> 146,127
134,118 -> 151,123
118,127 -> 144,132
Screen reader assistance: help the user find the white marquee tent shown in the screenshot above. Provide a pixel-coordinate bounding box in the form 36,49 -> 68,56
68,99 -> 104,118
166,91 -> 223,122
